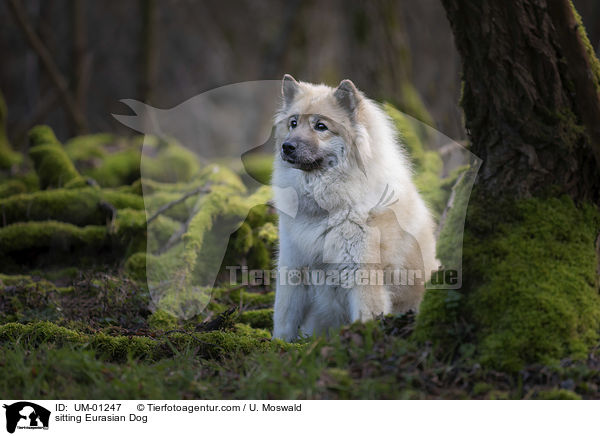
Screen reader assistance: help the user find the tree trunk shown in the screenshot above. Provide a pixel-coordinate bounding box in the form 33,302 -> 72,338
443,0 -> 600,202
70,0 -> 89,135
416,0 -> 600,371
139,0 -> 158,104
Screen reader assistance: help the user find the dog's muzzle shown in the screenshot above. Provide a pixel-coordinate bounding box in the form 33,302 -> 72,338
280,140 -> 325,171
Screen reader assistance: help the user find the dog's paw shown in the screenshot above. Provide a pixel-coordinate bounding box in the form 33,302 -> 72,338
272,327 -> 298,342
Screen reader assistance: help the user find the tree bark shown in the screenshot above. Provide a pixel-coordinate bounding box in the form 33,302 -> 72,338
416,0 -> 600,370
442,0 -> 600,203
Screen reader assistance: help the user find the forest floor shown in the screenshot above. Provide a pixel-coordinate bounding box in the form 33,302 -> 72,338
1,271 -> 599,399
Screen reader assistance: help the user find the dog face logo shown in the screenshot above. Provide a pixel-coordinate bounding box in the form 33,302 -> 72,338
3,402 -> 50,433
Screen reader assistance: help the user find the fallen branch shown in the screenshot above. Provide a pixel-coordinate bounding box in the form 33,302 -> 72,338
156,203 -> 198,255
147,183 -> 210,224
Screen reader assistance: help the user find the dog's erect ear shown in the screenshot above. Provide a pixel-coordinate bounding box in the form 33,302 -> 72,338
334,79 -> 360,114
282,74 -> 299,106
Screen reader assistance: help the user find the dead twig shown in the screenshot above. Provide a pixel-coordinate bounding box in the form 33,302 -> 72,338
147,183 -> 211,224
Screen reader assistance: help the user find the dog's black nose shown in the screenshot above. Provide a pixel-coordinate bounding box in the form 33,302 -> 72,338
282,142 -> 296,155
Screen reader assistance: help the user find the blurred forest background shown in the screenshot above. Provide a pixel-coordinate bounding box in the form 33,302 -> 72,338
3,0 -> 472,144
1,0 -> 598,144
1,0 -> 600,400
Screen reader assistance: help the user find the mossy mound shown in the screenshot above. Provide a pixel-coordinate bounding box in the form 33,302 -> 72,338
0,180 -> 27,199
141,137 -> 201,183
0,320 -> 291,363
0,187 -> 143,227
0,221 -> 107,255
65,134 -> 142,188
28,126 -> 86,189
0,212 -> 147,262
238,309 -> 273,330
416,192 -> 600,371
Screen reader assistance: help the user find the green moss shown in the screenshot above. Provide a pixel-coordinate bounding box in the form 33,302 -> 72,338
124,252 -> 147,282
28,125 -> 59,146
257,222 -> 278,244
88,333 -> 157,361
120,179 -> 143,196
141,138 -> 201,183
136,166 -> 271,319
221,203 -> 278,271
143,250 -> 183,283
0,221 -> 107,255
213,287 -> 275,308
28,126 -> 85,189
0,91 -> 22,169
87,148 -> 141,187
241,153 -> 274,185
147,309 -> 179,331
572,2 -> 600,92
0,322 -> 84,346
0,188 -> 143,226
147,214 -> 180,252
0,322 -> 158,362
536,389 -> 581,400
16,172 -> 40,192
99,190 -> 144,209
384,103 -> 449,217
0,321 -> 291,363
181,183 -> 260,272
471,382 -> 494,396
238,309 -> 273,329
64,133 -> 114,161
112,208 -> 147,253
231,222 -> 253,254
153,285 -> 213,321
417,194 -> 600,371
0,274 -> 61,323
65,135 -> 142,187
384,102 -> 425,164
487,391 -> 511,400
0,180 -> 27,199
197,164 -> 247,192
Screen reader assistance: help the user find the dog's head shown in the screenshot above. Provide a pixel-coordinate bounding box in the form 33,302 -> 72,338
274,74 -> 369,173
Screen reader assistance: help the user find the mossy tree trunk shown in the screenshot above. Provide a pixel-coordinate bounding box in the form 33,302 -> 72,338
443,0 -> 600,200
417,0 -> 600,370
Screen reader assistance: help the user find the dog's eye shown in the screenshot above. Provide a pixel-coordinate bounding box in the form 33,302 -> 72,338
290,119 -> 297,128
315,122 -> 328,131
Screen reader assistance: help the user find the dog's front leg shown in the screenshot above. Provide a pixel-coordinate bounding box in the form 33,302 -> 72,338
348,284 -> 392,323
273,283 -> 307,342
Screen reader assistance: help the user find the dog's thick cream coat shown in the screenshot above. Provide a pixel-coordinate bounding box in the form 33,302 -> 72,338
272,77 -> 438,341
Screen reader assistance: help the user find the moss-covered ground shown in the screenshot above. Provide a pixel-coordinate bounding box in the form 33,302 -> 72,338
1,118 -> 599,399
